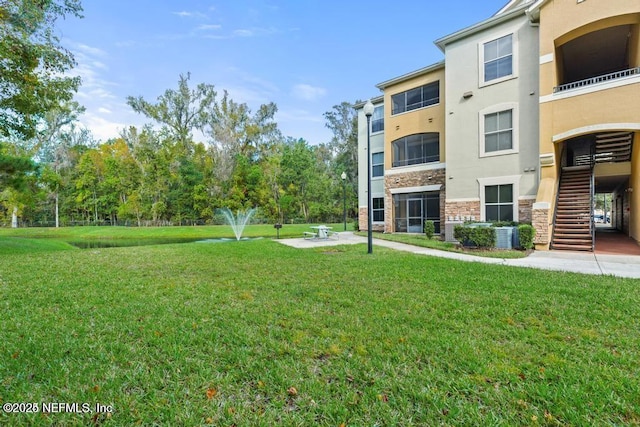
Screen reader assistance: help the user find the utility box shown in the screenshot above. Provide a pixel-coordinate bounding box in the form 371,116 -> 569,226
495,226 -> 519,249
444,221 -> 464,243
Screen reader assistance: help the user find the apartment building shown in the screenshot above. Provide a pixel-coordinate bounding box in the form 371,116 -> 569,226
356,0 -> 640,251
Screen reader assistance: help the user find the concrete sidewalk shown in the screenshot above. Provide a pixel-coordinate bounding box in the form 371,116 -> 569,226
277,232 -> 640,279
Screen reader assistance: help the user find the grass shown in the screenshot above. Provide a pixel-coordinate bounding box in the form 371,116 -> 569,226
0,223 -> 343,254
356,231 -> 529,259
0,228 -> 639,425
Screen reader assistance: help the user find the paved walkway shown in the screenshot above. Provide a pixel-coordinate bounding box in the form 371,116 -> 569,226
277,232 -> 640,279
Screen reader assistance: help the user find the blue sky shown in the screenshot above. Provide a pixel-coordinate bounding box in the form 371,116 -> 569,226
58,0 -> 509,145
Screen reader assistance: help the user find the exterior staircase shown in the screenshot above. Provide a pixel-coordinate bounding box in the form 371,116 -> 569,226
551,166 -> 594,251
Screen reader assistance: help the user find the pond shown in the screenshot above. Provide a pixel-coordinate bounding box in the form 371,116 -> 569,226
68,237 -> 263,249
68,238 -> 204,249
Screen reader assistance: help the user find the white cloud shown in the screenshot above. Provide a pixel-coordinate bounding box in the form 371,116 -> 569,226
291,84 -> 327,101
62,41 -> 130,141
196,24 -> 222,31
91,61 -> 107,70
73,43 -> 107,57
233,29 -> 253,37
172,11 -> 208,19
277,108 -> 323,123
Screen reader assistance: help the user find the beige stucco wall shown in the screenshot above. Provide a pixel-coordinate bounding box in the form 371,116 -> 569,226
383,67 -> 446,167
535,0 -> 640,248
630,131 -> 640,241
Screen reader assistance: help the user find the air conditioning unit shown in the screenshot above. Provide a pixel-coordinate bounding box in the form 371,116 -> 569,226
444,221 -> 463,243
495,226 -> 520,249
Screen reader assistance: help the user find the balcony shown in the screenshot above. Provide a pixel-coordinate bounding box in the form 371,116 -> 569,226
554,24 -> 638,94
554,67 -> 640,93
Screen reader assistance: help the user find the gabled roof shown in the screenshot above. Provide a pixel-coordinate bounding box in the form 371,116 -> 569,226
434,1 -> 532,51
353,95 -> 384,110
524,0 -> 550,22
495,0 -> 535,16
375,61 -> 445,90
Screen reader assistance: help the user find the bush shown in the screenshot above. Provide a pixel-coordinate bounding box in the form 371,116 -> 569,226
518,224 -> 535,249
424,220 -> 435,239
454,225 -> 470,244
454,225 -> 496,249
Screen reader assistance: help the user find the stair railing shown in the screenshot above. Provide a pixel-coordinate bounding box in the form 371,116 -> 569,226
550,145 -> 567,249
590,143 -> 596,251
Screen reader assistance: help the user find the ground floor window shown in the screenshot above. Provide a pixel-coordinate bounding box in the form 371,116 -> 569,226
372,197 -> 384,222
485,184 -> 513,221
393,192 -> 440,233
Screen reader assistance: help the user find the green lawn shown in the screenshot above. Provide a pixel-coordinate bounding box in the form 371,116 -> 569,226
0,229 -> 639,425
357,231 -> 529,259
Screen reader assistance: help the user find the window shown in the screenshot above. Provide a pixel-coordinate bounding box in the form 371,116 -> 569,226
371,106 -> 384,133
372,152 -> 384,177
392,133 -> 439,167
484,110 -> 512,152
479,103 -> 518,156
484,34 -> 513,82
485,184 -> 513,221
391,81 -> 439,115
373,197 -> 384,222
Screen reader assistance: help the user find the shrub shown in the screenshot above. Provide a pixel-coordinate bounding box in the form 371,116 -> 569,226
518,224 -> 535,249
470,227 -> 496,248
424,220 -> 435,239
454,225 -> 496,249
454,225 -> 470,243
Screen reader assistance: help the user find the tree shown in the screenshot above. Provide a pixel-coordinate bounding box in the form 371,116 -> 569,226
126,73 -> 216,156
19,101 -> 87,227
324,101 -> 359,175
0,144 -> 34,189
0,0 -> 83,139
206,90 -> 280,200
278,138 -> 316,221
324,101 -> 360,221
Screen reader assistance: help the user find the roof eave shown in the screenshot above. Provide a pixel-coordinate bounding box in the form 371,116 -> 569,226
375,60 -> 445,90
525,0 -> 548,22
354,95 -> 384,110
434,2 -> 531,51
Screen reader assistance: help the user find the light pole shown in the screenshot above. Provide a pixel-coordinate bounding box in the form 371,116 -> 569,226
363,100 -> 374,254
341,171 -> 347,231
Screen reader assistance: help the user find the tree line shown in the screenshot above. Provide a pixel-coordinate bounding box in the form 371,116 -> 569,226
0,1 -> 359,227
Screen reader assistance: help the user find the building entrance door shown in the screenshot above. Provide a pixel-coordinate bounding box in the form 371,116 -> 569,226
407,198 -> 423,233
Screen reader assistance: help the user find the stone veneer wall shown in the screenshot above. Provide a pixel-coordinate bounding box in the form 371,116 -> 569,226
532,203 -> 550,246
445,198 -> 534,223
518,199 -> 534,224
358,207 -> 385,232
383,168 -> 446,233
445,200 -> 480,221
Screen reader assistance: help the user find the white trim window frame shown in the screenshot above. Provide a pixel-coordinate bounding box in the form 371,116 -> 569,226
479,102 -> 519,157
372,197 -> 385,223
372,152 -> 384,178
479,31 -> 518,87
371,105 -> 384,134
477,175 -> 521,222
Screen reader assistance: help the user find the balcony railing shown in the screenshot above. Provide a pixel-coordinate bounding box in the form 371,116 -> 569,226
554,67 -> 640,93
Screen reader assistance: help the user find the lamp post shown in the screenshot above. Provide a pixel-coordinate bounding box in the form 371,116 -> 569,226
341,171 -> 347,231
363,99 -> 374,254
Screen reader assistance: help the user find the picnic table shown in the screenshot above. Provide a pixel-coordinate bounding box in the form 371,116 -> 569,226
303,225 -> 338,240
